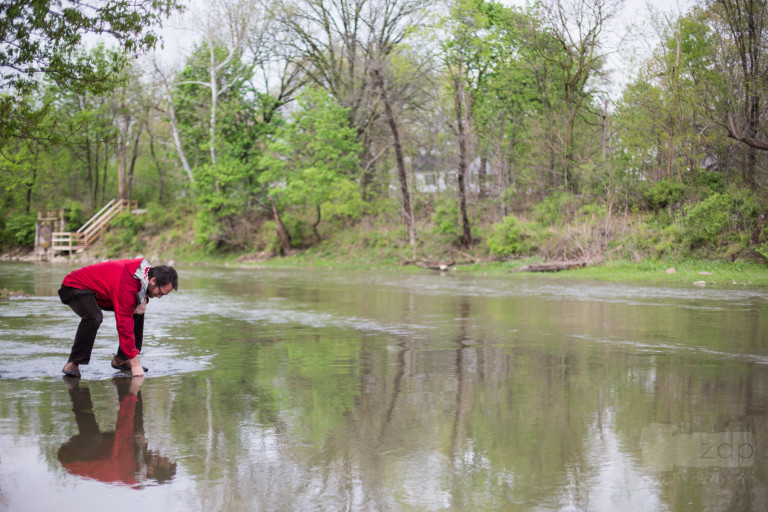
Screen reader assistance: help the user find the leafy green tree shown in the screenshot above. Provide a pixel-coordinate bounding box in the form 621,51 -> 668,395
259,88 -> 363,241
171,42 -> 283,249
470,1 -> 554,212
439,0 -> 491,247
616,7 -> 725,187
0,0 -> 180,143
277,0 -> 432,198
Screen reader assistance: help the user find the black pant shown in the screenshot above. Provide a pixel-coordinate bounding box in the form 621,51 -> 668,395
58,285 -> 144,365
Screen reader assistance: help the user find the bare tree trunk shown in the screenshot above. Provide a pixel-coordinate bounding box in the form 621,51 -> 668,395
746,96 -> 759,185
102,143 -> 108,203
155,63 -> 195,186
565,107 -> 576,189
666,27 -> 681,180
374,68 -> 416,252
454,75 -> 472,248
146,121 -> 166,200
478,156 -> 487,200
117,116 -> 128,201
497,117 -> 507,218
717,0 -> 767,187
127,122 -> 143,200
269,195 -> 292,255
209,40 -> 219,167
601,98 -> 608,160
313,204 -> 321,241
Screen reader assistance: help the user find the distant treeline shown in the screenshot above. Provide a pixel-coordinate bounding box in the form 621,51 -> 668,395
1,0 -> 767,262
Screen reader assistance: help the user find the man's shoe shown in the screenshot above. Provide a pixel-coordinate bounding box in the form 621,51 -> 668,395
62,362 -> 81,378
111,355 -> 148,372
111,355 -> 131,371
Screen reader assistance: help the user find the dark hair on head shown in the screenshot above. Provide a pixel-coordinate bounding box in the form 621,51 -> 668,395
149,265 -> 178,291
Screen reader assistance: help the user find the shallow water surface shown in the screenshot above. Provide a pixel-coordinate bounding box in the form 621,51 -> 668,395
1,262 -> 768,511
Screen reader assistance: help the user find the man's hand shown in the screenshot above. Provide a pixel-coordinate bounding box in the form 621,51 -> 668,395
130,356 -> 145,377
133,298 -> 147,315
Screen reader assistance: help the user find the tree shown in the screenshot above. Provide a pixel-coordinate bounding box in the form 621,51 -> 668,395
440,0 -> 491,248
0,0 -> 180,143
374,67 -> 416,253
538,0 -> 623,190
259,88 -> 363,243
710,0 -> 768,186
616,7 -> 726,186
470,1 -> 547,214
276,0 -> 432,193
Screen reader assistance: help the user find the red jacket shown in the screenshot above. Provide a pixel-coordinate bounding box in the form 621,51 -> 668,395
63,258 -> 145,358
60,395 -> 140,487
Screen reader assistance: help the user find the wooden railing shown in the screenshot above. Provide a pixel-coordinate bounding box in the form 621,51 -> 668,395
51,199 -> 138,254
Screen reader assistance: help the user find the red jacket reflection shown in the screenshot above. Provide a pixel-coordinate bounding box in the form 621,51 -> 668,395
60,395 -> 140,486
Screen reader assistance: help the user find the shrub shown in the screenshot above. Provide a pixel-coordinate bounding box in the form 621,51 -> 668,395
282,215 -> 308,248
643,179 -> 686,211
3,213 -> 36,247
103,211 -> 146,257
531,191 -> 579,226
431,196 -> 459,237
682,192 -> 731,247
577,203 -> 607,219
256,220 -> 282,254
192,210 -> 220,252
64,201 -> 85,231
695,169 -> 725,196
486,215 -> 532,258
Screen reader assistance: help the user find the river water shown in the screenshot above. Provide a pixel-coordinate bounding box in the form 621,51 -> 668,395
1,262 -> 768,511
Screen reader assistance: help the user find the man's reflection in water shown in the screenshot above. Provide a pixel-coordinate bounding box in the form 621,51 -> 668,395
58,376 -> 176,487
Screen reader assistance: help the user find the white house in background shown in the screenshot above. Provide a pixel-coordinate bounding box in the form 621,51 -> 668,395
401,152 -> 488,195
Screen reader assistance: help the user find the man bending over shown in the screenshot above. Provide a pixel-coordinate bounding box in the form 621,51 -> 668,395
59,259 -> 178,378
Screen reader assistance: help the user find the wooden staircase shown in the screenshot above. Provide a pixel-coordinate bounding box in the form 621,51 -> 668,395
52,199 -> 138,254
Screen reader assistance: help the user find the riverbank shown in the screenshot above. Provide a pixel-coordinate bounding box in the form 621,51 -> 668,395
5,232 -> 767,288
243,253 -> 768,288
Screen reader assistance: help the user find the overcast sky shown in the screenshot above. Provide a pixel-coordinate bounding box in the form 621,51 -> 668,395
152,0 -> 699,98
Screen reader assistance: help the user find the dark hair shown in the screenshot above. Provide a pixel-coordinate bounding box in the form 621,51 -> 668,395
149,265 -> 178,290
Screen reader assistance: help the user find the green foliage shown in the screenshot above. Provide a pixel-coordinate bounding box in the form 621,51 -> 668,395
193,158 -> 255,216
531,191 -> 579,226
756,240 -> 768,262
613,220 -> 684,260
102,211 -> 145,257
431,196 -> 459,236
695,170 -> 725,196
282,215 -> 308,248
643,179 -> 686,211
577,203 -> 607,219
259,87 -> 363,237
63,201 -> 85,231
683,192 -> 730,247
1,213 -> 36,248
193,210 -> 221,252
486,215 -> 532,257
0,0 -> 180,143
680,189 -> 761,255
255,221 -> 282,254
175,43 -> 274,169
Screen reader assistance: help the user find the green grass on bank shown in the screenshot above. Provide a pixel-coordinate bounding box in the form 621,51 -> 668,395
241,254 -> 768,288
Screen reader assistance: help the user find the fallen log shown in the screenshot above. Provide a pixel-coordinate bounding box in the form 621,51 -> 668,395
401,259 -> 456,271
512,260 -> 591,273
